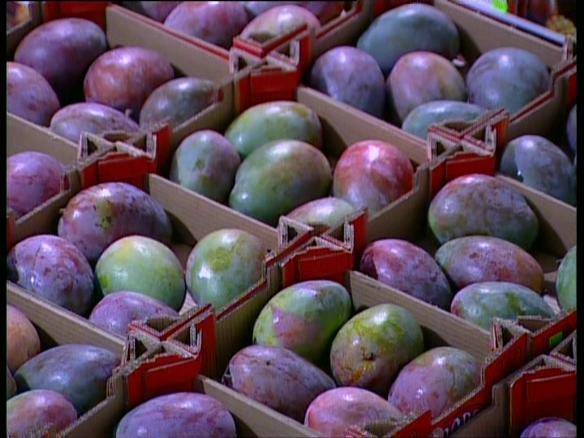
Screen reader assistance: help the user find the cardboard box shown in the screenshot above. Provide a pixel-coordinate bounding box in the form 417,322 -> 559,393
296,0 -> 570,156
549,331 -> 576,366
7,3 -> 248,166
7,298 -> 124,438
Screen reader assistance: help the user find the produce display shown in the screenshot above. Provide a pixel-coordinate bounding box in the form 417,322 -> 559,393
6,304 -> 119,435
5,1 -> 577,437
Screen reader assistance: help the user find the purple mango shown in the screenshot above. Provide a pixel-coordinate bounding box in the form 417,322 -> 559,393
7,390 -> 77,436
50,103 -> 140,144
387,51 -> 466,122
8,235 -> 95,316
84,47 -> 174,120
243,2 -> 344,24
7,151 -> 64,219
567,105 -> 576,154
305,387 -> 404,437
122,1 -> 179,22
14,18 -> 107,99
7,62 -> 60,126
14,344 -> 119,414
435,236 -> 544,292
428,174 -> 539,249
520,417 -> 576,438
57,182 -> 172,264
388,347 -> 480,418
164,2 -> 249,49
360,239 -> 452,310
7,305 -> 41,373
310,46 -> 385,118
115,393 -> 236,438
139,77 -> 216,130
224,345 -> 335,422
467,47 -> 550,114
500,135 -> 576,205
89,291 -> 179,337
241,4 -> 319,42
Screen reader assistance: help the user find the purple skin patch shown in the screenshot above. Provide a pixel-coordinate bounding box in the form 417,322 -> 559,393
224,345 -> 335,422
115,393 -> 237,438
520,417 -> 576,438
360,239 -> 453,310
8,235 -> 95,316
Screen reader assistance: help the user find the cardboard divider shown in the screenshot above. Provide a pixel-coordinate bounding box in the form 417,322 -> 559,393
549,331 -> 577,366
508,355 -> 576,437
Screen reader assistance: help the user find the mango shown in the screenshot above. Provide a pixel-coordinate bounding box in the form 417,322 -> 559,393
84,47 -> 174,120
567,105 -> 576,154
7,62 -> 60,126
14,18 -> 107,100
253,280 -> 351,364
241,4 -> 319,42
330,304 -> 424,395
96,236 -> 186,311
244,2 -> 344,24
305,387 -> 403,437
187,229 -> 265,311
500,135 -> 576,205
467,47 -> 550,114
57,182 -> 172,264
164,1 -> 249,49
388,347 -> 480,418
115,393 -> 236,438
556,246 -> 576,312
435,236 -> 544,292
169,130 -> 241,203
7,390 -> 77,436
225,101 -> 323,158
7,305 -> 41,372
50,102 -> 140,144
450,282 -> 554,330
7,368 -> 16,399
428,174 -> 539,249
521,418 -> 576,438
309,46 -> 385,118
224,345 -> 335,422
7,1 -> 29,30
8,235 -> 95,315
333,140 -> 414,214
89,291 -> 179,337
357,4 -> 459,75
387,51 -> 466,122
8,151 -> 64,218
287,197 -> 356,229
229,140 -> 332,225
360,239 -> 452,310
139,77 -> 216,130
402,100 -> 486,139
122,1 -> 179,22
14,344 -> 119,414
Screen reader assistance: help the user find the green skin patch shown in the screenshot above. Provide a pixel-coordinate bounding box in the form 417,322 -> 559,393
330,304 -> 424,394
187,229 -> 265,311
225,101 -> 322,158
451,282 -> 554,330
96,237 -> 185,311
253,281 -> 352,364
556,246 -> 576,312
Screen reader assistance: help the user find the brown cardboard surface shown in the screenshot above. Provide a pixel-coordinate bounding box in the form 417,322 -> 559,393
7,114 -> 79,164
